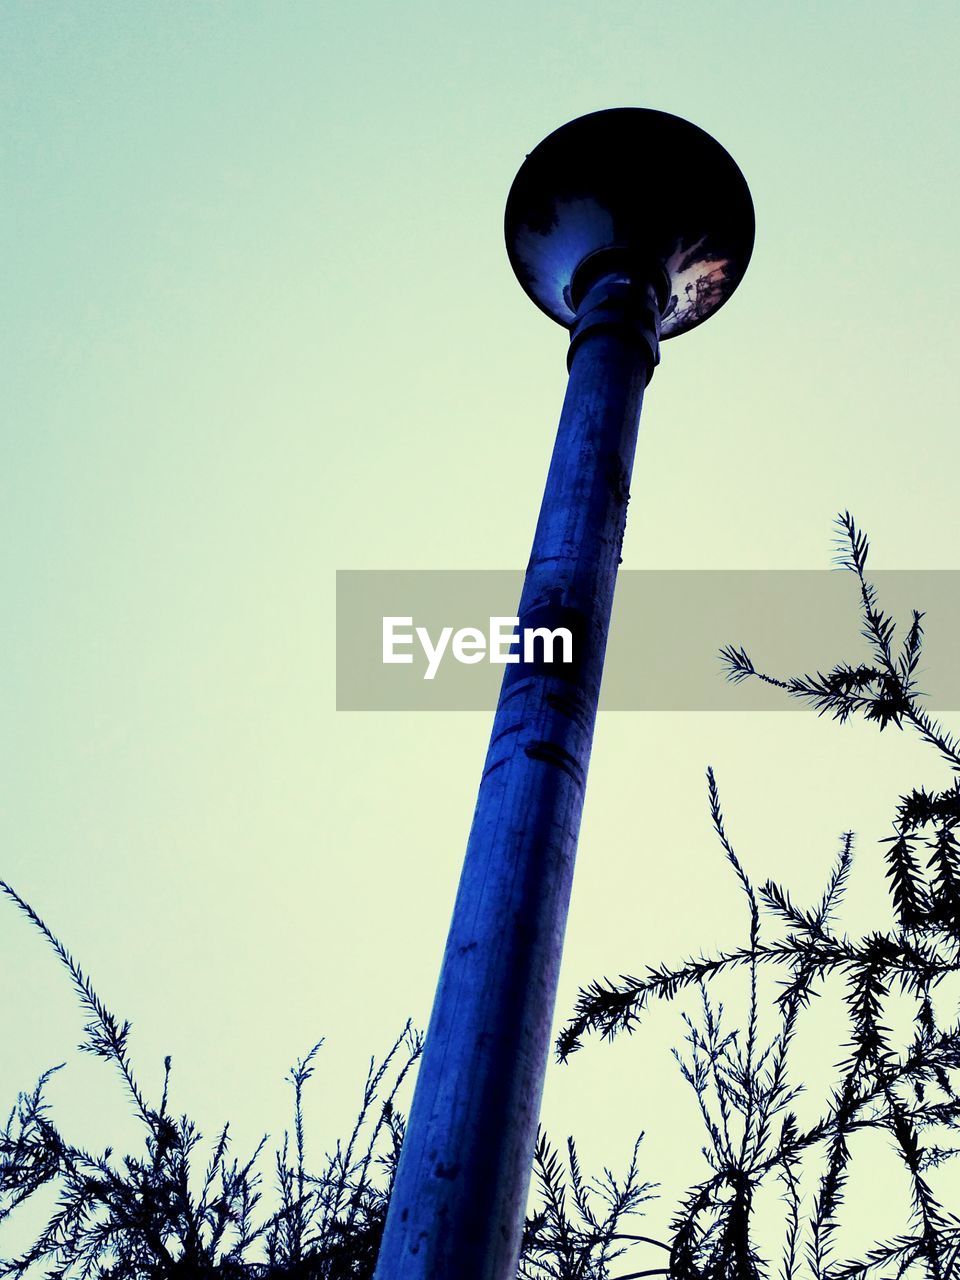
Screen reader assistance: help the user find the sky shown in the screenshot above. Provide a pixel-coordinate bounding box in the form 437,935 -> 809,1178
3,0 -> 960,1262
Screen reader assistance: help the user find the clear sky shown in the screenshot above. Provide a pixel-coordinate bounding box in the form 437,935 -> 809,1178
3,0 -> 960,1259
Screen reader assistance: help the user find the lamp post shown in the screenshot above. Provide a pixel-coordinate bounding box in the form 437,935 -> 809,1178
373,108 -> 755,1280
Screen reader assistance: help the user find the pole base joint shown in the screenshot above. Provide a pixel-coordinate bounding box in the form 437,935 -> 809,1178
567,251 -> 667,378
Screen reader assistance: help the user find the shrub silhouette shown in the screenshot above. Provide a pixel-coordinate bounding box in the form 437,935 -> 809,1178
562,514 -> 960,1277
0,889 -> 650,1279
6,513 -> 960,1278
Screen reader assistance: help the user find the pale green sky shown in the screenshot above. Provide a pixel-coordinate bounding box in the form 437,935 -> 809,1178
3,0 -> 960,1260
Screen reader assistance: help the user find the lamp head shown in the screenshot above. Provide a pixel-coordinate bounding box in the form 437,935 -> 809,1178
504,108 -> 755,338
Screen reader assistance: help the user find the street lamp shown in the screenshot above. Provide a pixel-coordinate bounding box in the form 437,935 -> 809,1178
373,107 -> 755,1280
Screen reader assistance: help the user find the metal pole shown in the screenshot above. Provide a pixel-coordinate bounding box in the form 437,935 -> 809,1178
373,261 -> 666,1280
373,104 -> 753,1280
